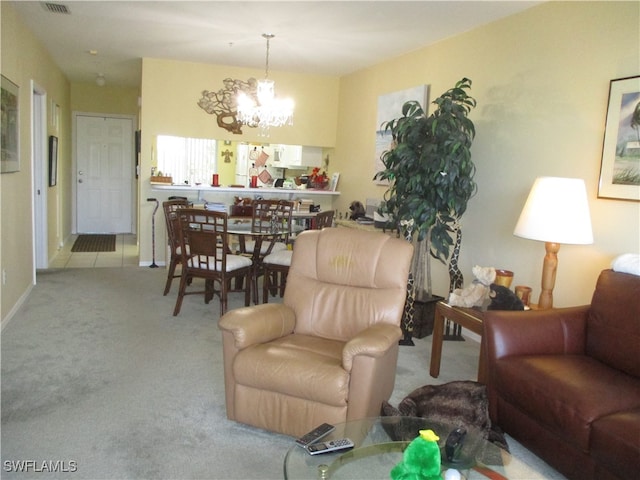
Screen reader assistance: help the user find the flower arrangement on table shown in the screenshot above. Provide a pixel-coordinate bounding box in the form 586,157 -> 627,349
308,167 -> 329,190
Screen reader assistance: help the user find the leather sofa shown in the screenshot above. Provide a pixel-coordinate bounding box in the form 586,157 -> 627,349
218,227 -> 413,438
483,269 -> 640,479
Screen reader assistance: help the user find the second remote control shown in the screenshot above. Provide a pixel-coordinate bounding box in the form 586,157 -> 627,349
295,423 -> 335,447
306,438 -> 355,455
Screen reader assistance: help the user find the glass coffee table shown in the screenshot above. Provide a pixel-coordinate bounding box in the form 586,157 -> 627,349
284,416 -> 528,479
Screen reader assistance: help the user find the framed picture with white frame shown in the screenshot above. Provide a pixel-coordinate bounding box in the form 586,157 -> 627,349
329,172 -> 340,192
598,75 -> 640,201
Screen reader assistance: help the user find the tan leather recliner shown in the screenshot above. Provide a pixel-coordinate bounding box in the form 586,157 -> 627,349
218,227 -> 413,437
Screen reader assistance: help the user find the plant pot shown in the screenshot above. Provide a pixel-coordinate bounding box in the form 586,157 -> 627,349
412,292 -> 445,338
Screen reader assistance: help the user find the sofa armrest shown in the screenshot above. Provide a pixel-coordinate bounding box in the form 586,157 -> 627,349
218,303 -> 296,349
342,324 -> 402,371
484,305 -> 589,360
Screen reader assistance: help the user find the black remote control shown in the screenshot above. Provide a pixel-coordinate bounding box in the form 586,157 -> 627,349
445,427 -> 467,462
306,438 -> 354,455
295,423 -> 335,447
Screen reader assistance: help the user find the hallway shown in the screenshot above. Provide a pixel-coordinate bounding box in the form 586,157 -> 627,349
49,234 -> 138,268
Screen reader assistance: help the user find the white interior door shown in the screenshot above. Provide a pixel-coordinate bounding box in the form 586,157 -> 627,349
76,115 -> 133,233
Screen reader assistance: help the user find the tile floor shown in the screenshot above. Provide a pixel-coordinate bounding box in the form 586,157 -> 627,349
49,234 -> 139,268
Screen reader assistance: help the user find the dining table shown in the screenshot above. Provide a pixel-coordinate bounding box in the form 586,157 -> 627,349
226,218 -> 302,303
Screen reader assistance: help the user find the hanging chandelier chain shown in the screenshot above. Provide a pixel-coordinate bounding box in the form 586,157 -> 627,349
236,32 -> 293,136
263,33 -> 274,80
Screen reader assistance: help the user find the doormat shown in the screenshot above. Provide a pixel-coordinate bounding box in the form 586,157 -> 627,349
71,234 -> 116,252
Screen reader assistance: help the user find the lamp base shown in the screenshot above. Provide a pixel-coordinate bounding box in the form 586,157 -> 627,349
537,242 -> 560,310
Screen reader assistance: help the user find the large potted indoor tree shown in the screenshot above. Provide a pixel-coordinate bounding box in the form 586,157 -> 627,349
374,78 -> 477,343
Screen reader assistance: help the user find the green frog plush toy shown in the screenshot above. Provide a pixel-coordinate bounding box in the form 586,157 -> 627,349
390,429 -> 442,480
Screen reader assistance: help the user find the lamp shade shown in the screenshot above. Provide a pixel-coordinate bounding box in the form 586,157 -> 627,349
514,177 -> 593,245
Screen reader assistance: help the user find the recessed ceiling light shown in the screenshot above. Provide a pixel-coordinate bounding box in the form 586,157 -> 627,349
88,50 -> 98,56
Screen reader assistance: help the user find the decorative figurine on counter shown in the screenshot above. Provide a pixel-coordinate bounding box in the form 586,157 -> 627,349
348,200 -> 366,220
390,429 -> 442,480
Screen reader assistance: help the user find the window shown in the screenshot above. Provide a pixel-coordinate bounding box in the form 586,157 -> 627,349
156,135 -> 217,185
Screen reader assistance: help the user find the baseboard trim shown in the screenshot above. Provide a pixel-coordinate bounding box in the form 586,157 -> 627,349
461,328 -> 481,343
1,282 -> 34,331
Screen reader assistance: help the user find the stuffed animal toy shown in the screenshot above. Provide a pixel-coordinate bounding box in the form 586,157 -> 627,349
390,429 -> 442,480
612,253 -> 640,276
348,200 -> 366,220
448,265 -> 496,308
488,284 -> 525,310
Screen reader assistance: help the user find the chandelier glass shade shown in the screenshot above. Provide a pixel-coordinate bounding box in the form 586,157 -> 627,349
236,34 -> 294,135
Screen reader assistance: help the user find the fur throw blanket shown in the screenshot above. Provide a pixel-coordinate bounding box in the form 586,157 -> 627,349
381,380 -> 508,452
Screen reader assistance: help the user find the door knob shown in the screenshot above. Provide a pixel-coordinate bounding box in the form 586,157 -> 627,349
78,179 -> 83,183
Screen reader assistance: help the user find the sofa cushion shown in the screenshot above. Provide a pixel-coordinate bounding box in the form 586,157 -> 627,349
586,269 -> 640,377
493,355 -> 640,452
591,408 -> 640,480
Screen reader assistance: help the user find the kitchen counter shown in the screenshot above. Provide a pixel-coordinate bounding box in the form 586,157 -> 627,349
151,184 -> 339,197
149,184 -> 339,210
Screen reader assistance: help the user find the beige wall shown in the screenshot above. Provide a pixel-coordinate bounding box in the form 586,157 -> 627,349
71,82 -> 140,116
137,58 -> 340,263
334,1 -> 640,306
69,82 -> 140,236
1,2 -> 70,323
2,1 -> 639,324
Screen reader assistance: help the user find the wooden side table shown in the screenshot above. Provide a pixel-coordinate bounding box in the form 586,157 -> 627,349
429,302 -> 487,384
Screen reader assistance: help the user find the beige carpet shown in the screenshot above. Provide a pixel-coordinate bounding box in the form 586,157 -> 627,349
1,267 -> 565,479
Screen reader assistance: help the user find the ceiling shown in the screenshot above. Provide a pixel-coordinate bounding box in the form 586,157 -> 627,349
10,1 -> 541,88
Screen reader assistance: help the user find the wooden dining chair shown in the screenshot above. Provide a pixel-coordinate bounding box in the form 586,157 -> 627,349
238,199 -> 295,304
162,198 -> 191,295
262,209 -> 335,303
172,209 -> 252,316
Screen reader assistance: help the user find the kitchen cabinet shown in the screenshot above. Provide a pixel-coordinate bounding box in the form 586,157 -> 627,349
273,145 -> 322,169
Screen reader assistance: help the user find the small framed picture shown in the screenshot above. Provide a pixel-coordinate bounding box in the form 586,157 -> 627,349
329,172 -> 340,192
598,75 -> 640,201
1,75 -> 20,173
49,135 -> 58,186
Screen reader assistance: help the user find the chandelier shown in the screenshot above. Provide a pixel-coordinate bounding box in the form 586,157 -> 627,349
236,33 -> 294,136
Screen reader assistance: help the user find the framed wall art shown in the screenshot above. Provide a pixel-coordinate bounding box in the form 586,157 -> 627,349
375,85 -> 429,184
49,135 -> 58,186
329,172 -> 340,192
1,75 -> 20,173
598,75 -> 640,201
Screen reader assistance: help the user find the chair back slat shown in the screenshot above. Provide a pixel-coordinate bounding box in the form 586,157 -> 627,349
163,199 -> 191,251
172,208 -> 252,316
178,209 -> 229,273
249,199 -> 295,256
314,210 -> 335,229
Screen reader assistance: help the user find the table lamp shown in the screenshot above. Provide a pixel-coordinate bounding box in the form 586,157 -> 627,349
514,177 -> 593,309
